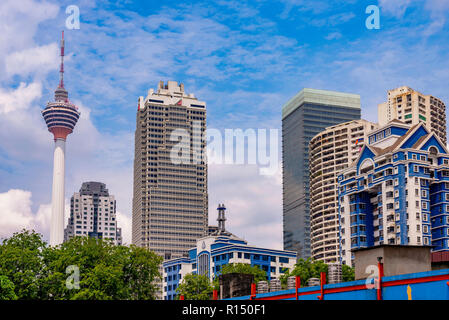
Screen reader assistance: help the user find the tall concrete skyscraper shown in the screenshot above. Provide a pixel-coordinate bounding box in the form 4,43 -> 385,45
378,86 -> 447,144
132,81 -> 208,260
42,31 -> 80,246
282,88 -> 361,259
309,120 -> 378,263
64,182 -> 122,245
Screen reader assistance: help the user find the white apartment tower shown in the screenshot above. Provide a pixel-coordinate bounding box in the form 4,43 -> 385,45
64,182 -> 122,245
378,86 -> 447,144
132,81 -> 208,260
309,119 -> 378,263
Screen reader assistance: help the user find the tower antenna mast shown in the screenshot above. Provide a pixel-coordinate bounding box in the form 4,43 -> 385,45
59,30 -> 65,89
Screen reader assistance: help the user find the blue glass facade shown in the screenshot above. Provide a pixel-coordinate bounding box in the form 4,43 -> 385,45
282,89 -> 361,258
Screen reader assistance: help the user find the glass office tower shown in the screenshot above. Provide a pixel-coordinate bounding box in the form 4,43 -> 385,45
282,88 -> 361,259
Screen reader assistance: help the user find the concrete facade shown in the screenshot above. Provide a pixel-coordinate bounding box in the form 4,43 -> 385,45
353,245 -> 431,280
309,119 -> 378,263
378,86 -> 447,144
64,182 -> 122,245
219,273 -> 254,299
132,81 -> 208,259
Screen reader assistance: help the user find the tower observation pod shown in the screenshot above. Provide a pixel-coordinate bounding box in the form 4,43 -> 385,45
42,31 -> 80,246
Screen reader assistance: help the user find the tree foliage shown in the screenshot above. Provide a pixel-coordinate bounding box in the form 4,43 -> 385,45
280,258 -> 355,287
0,229 -> 162,300
342,264 -> 355,282
175,273 -> 213,300
220,263 -> 267,282
210,263 -> 267,291
0,275 -> 17,300
280,258 -> 328,287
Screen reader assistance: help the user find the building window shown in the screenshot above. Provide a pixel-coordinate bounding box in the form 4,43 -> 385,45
279,257 -> 289,264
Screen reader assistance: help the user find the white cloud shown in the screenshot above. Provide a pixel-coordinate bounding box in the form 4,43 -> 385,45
0,0 -> 59,76
421,0 -> 449,35
116,211 -> 131,245
378,0 -> 412,18
5,43 -> 59,77
325,32 -> 342,40
0,189 -> 54,240
0,81 -> 42,114
208,164 -> 283,249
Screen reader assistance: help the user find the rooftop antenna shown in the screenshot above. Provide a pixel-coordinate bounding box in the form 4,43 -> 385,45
59,30 -> 65,89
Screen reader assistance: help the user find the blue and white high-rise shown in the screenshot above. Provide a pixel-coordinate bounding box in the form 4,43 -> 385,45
338,120 -> 449,266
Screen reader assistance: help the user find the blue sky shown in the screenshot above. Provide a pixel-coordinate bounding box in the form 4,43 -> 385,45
0,0 -> 449,248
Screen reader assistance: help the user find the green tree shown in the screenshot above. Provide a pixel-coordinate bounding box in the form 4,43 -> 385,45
220,263 -> 267,282
0,229 -> 47,299
280,258 -> 328,287
176,273 -> 213,300
0,275 -> 17,300
0,229 -> 162,300
342,264 -> 355,282
41,236 -> 163,300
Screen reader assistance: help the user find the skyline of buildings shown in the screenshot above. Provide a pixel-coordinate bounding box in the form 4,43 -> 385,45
132,81 -> 208,260
34,34 -> 449,276
281,88 -> 362,259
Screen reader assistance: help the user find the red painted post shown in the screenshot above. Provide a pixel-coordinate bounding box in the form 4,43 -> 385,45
377,260 -> 384,300
318,272 -> 326,300
250,283 -> 257,300
180,294 -> 185,300
295,276 -> 301,300
212,289 -> 218,300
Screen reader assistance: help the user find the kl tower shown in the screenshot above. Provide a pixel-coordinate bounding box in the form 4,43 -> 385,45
42,31 -> 80,246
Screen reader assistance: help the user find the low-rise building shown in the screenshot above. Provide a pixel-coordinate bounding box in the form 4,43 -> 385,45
162,204 -> 297,300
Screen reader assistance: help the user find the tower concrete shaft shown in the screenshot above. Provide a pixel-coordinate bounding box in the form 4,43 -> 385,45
50,139 -> 65,246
